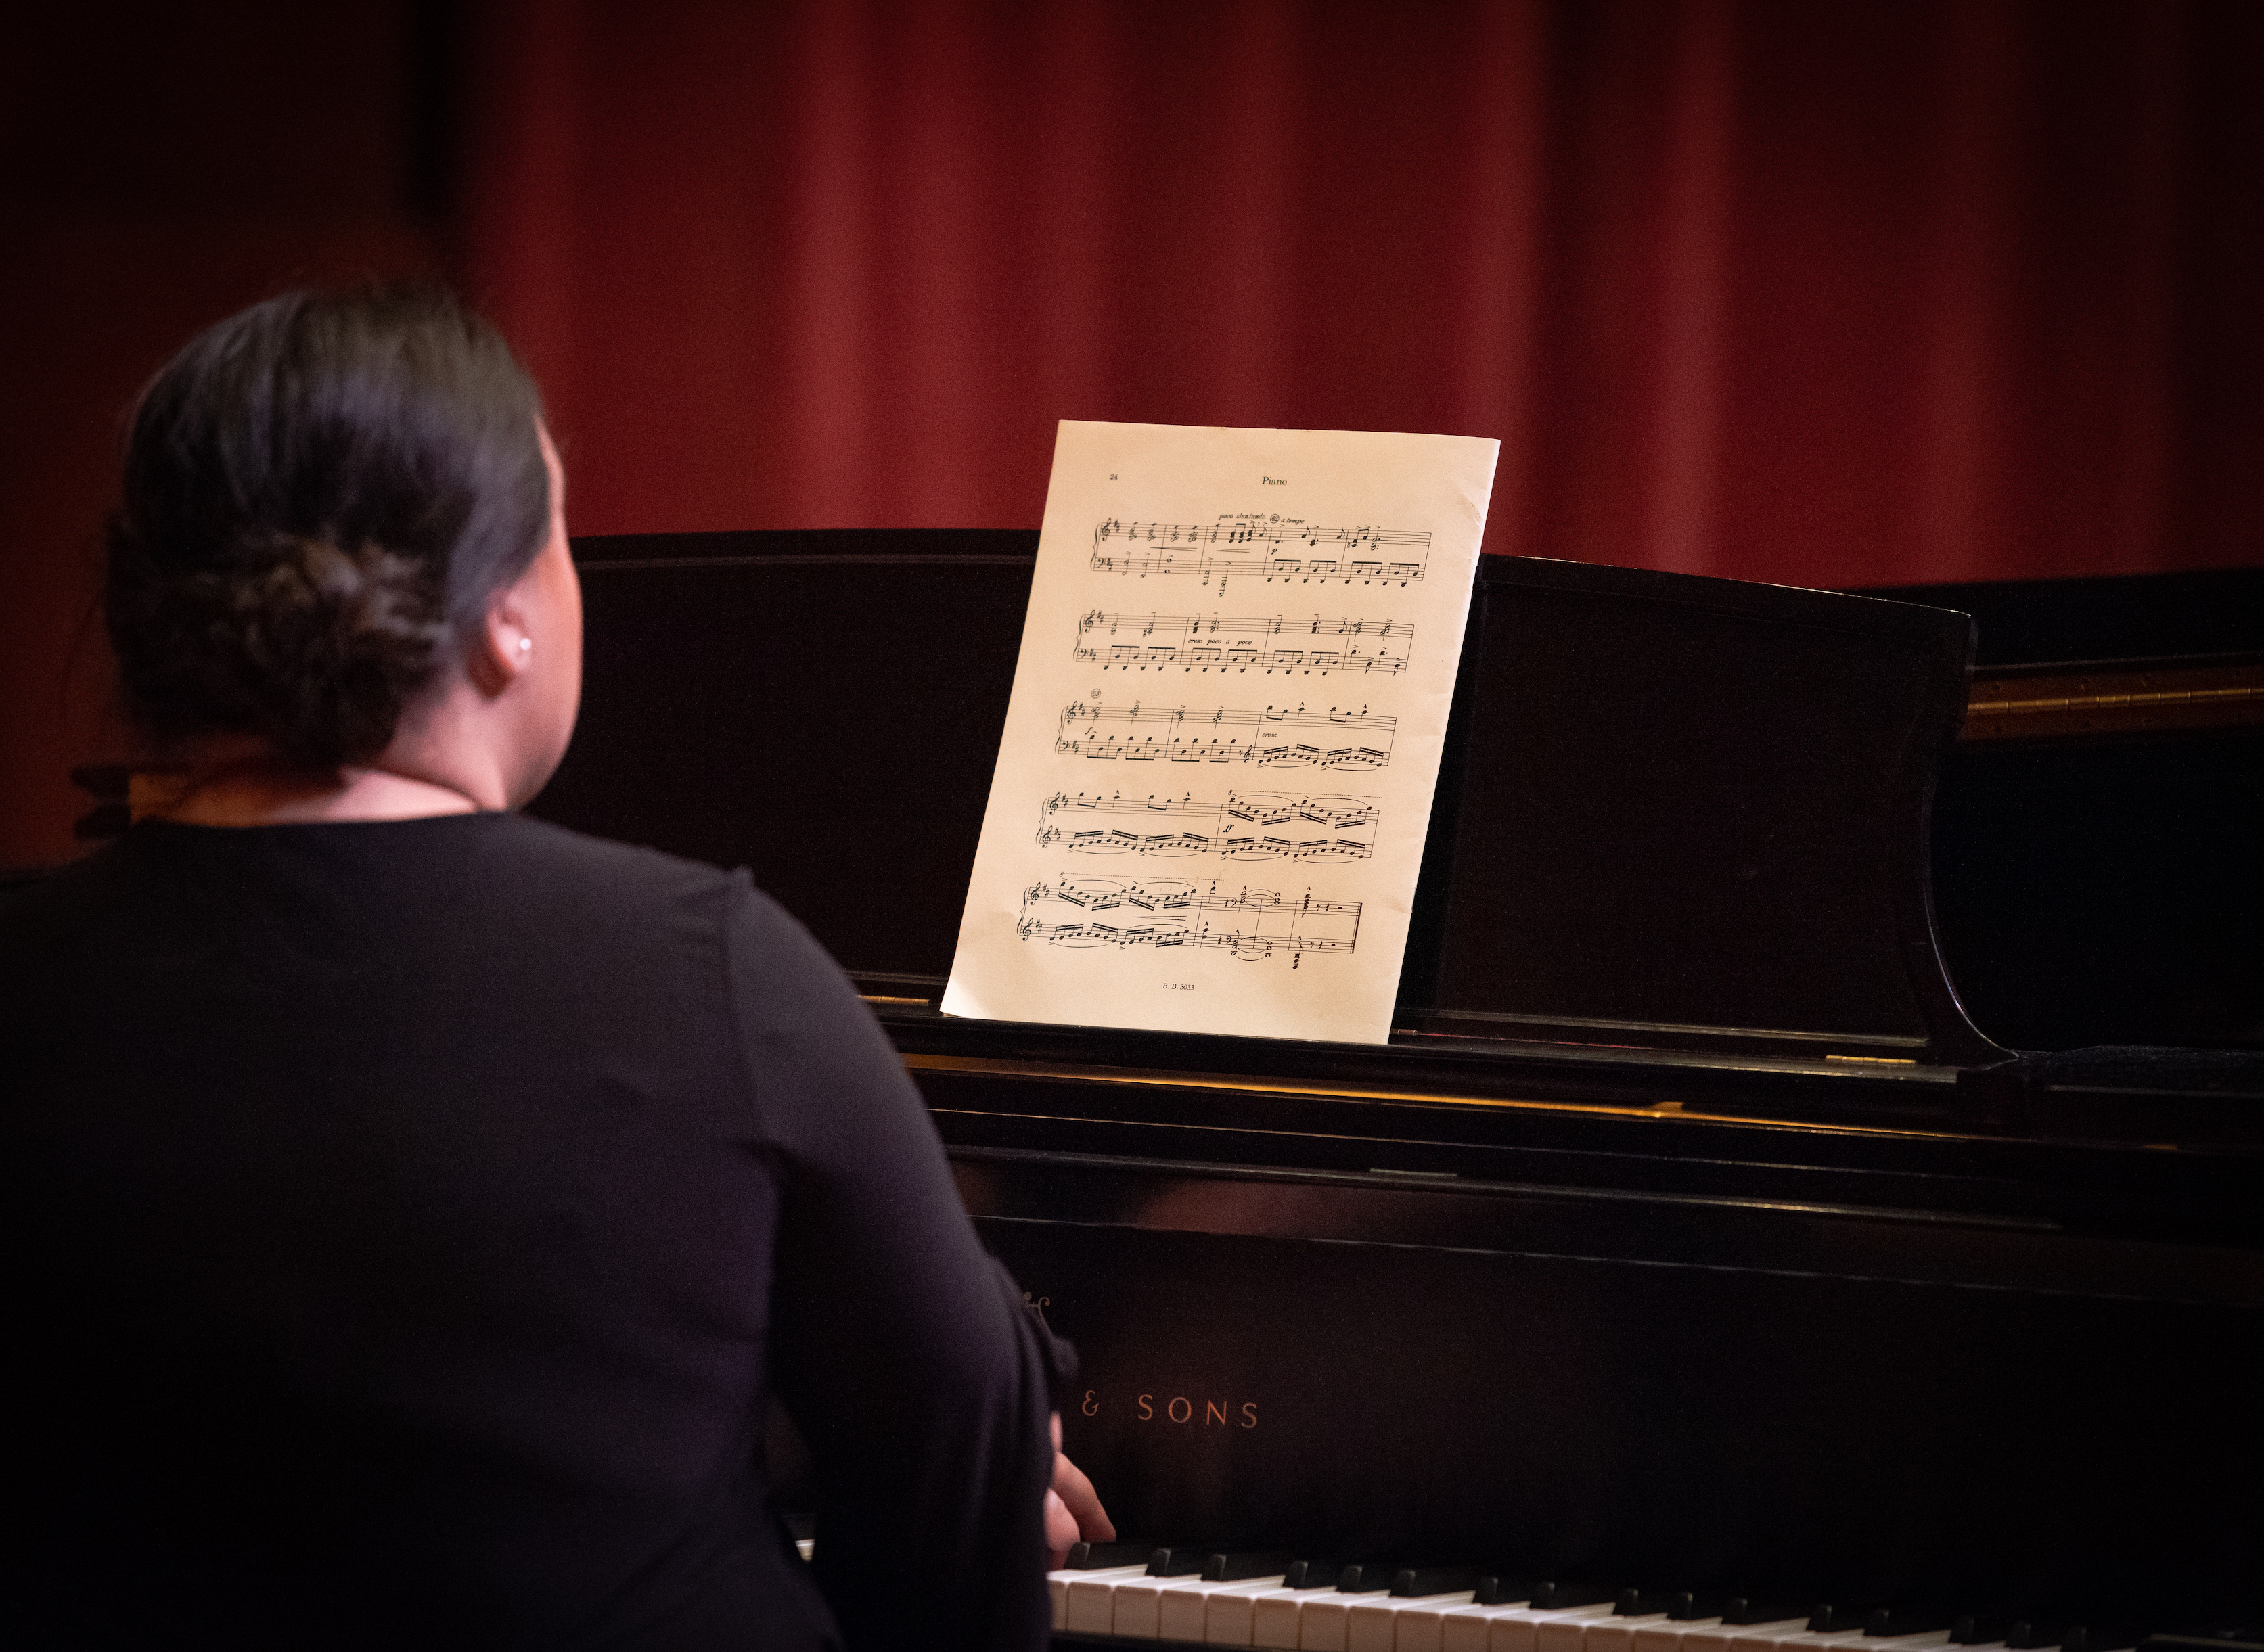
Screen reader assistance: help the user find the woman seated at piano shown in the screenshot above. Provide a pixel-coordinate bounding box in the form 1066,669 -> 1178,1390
1,285 -> 1108,1647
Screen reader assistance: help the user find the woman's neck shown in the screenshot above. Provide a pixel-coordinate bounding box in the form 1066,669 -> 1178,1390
150,740 -> 484,826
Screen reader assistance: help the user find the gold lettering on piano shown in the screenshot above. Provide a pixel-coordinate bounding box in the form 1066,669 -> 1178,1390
1097,1388 -> 1259,1429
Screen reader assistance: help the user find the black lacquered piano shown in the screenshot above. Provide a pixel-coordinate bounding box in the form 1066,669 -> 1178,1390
531,532 -> 2264,1649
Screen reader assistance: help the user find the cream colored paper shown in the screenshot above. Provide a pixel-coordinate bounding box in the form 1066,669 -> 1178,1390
941,421 -> 1498,1045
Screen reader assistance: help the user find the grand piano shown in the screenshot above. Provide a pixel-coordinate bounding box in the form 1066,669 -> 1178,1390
528,530 -> 2263,1647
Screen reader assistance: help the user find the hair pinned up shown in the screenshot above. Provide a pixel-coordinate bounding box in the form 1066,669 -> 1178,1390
106,286 -> 550,769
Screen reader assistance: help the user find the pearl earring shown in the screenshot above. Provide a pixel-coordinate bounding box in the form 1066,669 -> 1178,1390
518,637 -> 533,654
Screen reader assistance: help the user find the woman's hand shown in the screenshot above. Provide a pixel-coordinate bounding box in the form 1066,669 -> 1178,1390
1045,1412 -> 1116,1568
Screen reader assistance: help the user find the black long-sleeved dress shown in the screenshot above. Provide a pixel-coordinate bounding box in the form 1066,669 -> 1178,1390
2,813 -> 1060,1650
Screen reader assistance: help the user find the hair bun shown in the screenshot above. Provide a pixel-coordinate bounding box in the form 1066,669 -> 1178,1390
113,532 -> 450,769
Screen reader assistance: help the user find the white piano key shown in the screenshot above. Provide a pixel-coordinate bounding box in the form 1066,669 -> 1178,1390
1717,1628 -> 1882,1652
1769,1630 -> 1953,1652
1393,1593 -> 1489,1652
1631,1620 -> 1722,1652
1156,1575 -> 1292,1645
1538,1605 -> 1627,1652
1113,1572 -> 1175,1639
1587,1616 -> 1673,1652
1064,1563 -> 1158,1637
1299,1589 -> 1365,1651
1251,1587 -> 1315,1650
1680,1621 -> 1808,1652
1213,1583 -> 1309,1647
1434,1601 -> 1531,1652
1346,1590 -> 1478,1652
1440,1593 -> 1530,1647
1491,1601 -> 1619,1652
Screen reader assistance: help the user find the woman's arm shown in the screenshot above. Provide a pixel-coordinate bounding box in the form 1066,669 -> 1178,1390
725,881 -> 1095,1649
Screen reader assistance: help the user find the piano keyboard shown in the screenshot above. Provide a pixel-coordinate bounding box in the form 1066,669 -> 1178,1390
1042,1548 -> 2232,1652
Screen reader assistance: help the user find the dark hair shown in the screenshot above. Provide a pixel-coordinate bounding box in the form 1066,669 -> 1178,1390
105,286 -> 551,768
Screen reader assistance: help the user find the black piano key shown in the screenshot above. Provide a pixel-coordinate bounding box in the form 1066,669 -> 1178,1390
1284,1559 -> 1347,1590
1869,1608 -> 1955,1637
1146,1544 -> 1213,1576
2061,1627 -> 2145,1652
1669,1592 -> 1731,1622
1200,1548 -> 1296,1583
1812,1604 -> 1876,1635
1619,1587 -> 1708,1617
1336,1562 -> 1398,1594
1066,1540 -> 1157,1569
1477,1574 -> 1537,1607
2003,1621 -> 2068,1649
1393,1565 -> 1487,1598
1955,1616 -> 2012,1645
1724,1597 -> 1813,1626
1533,1581 -> 1619,1610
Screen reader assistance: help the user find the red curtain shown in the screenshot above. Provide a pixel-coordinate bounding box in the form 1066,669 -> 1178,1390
463,0 -> 2261,588
4,0 -> 2257,868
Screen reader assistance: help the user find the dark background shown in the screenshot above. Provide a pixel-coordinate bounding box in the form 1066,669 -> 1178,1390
6,0 -> 2260,871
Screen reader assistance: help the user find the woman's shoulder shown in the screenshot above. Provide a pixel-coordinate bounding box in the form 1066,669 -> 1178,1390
426,812 -> 775,938
3,814 -> 775,971
478,810 -> 744,891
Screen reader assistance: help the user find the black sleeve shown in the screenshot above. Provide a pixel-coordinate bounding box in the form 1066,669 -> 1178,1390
724,879 -> 1056,1652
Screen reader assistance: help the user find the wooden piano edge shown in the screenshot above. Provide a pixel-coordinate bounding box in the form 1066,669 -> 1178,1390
864,1000 -> 2264,1153
1960,652 -> 2264,741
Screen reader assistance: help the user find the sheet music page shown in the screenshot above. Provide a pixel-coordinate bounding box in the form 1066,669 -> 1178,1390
941,421 -> 1498,1045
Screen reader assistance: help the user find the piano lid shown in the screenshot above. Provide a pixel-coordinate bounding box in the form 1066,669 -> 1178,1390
535,533 -> 2004,1070
1401,555 -> 2007,1070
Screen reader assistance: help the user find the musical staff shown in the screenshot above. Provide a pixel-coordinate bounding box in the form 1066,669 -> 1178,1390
1034,789 -> 1377,861
1091,515 -> 1428,590
1017,876 -> 1361,965
1074,611 -> 1411,675
1056,699 -> 1395,768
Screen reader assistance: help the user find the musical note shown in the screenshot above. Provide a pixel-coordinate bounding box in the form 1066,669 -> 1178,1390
1017,876 -> 1363,964
1090,515 -> 1430,589
1032,789 -> 1378,861
1073,610 -> 1412,675
1056,699 -> 1395,768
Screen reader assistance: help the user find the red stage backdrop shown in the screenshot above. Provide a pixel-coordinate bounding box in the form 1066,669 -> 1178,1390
3,0 -> 2258,867
464,0 -> 2259,586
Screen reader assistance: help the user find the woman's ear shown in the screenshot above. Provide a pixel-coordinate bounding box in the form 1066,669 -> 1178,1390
466,594 -> 532,699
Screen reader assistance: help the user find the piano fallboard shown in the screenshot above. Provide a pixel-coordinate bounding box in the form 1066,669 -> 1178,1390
891,1007 -> 2263,1628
